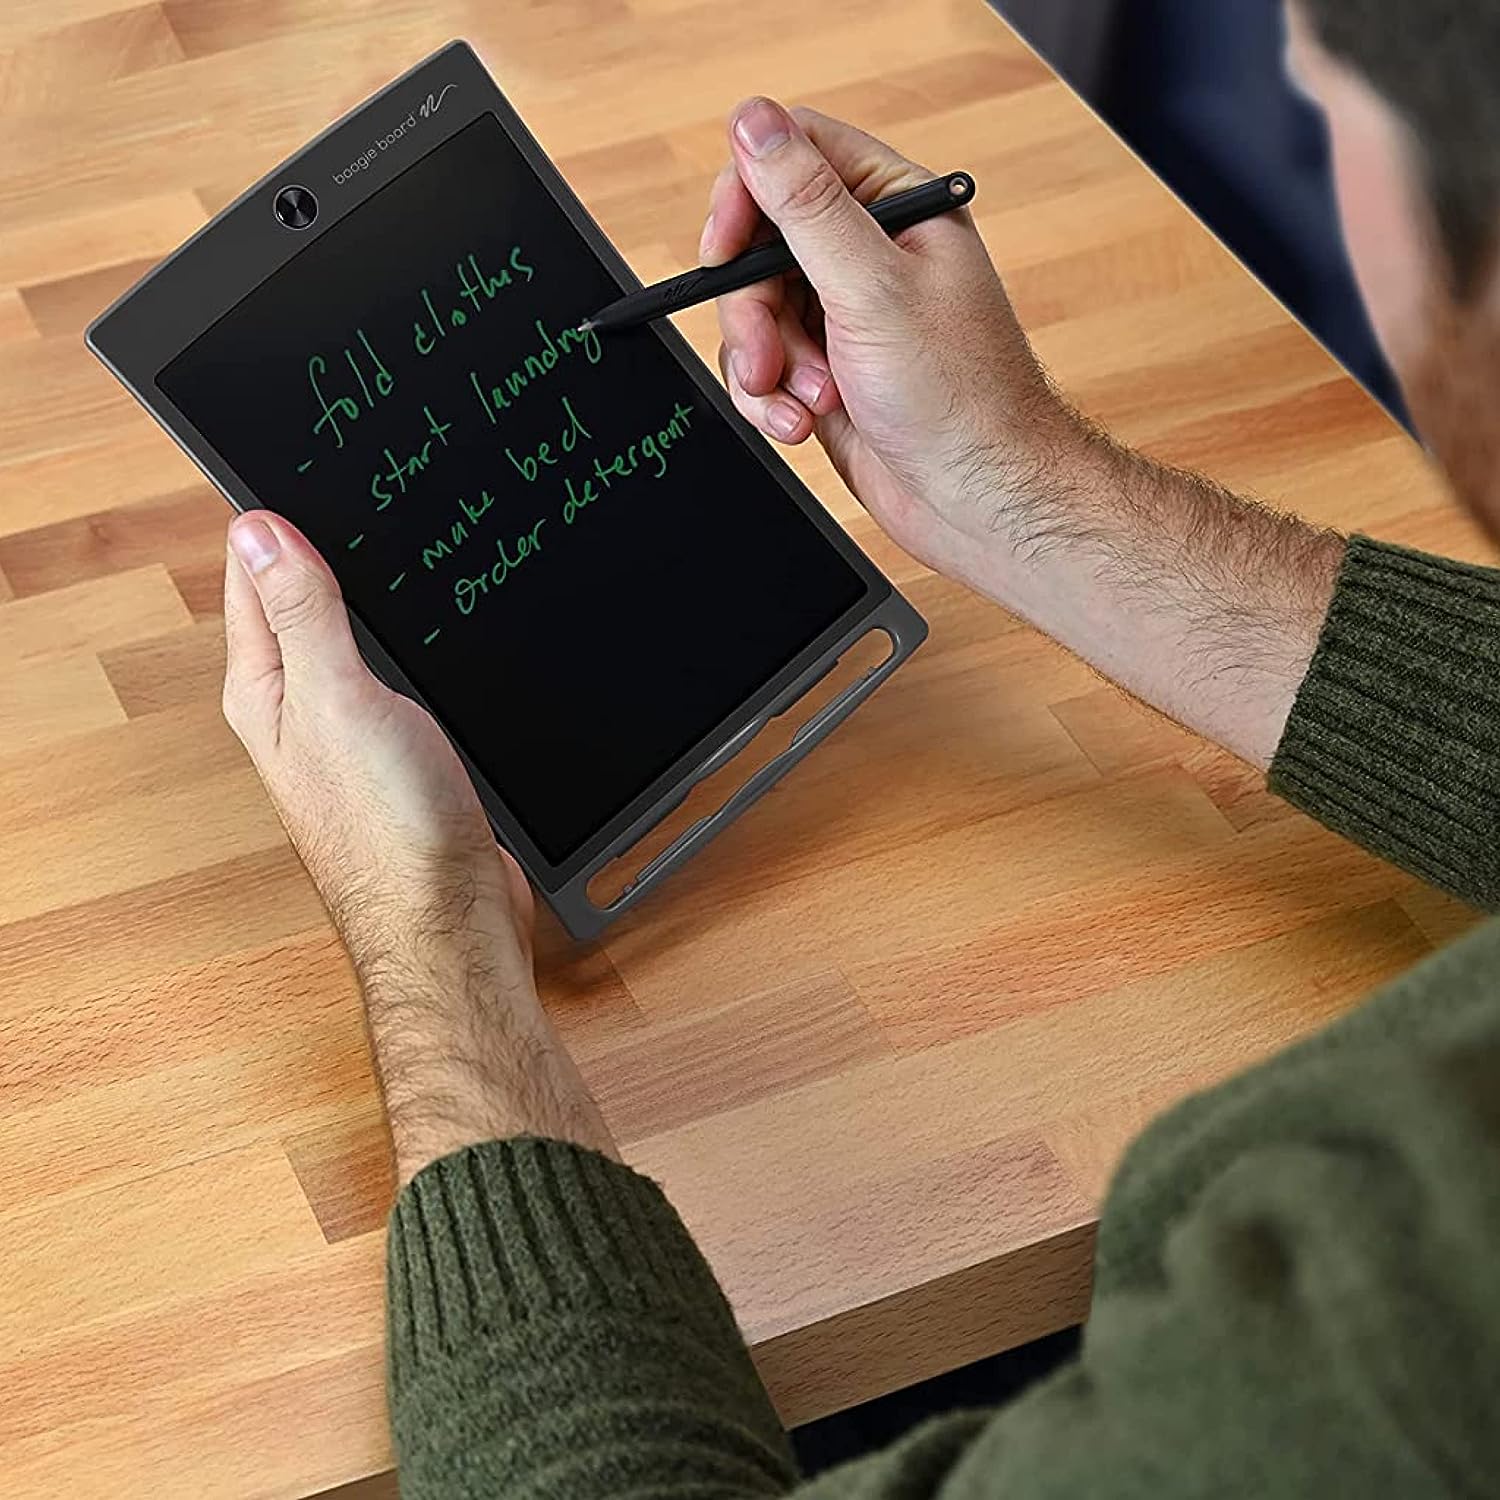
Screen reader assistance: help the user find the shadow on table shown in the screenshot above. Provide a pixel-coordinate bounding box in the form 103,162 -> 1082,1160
792,1325 -> 1081,1475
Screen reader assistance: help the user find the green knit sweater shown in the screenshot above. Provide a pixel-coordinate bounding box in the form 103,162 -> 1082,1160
387,536 -> 1500,1497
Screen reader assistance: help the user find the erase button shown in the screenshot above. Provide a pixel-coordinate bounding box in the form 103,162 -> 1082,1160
273,184 -> 318,230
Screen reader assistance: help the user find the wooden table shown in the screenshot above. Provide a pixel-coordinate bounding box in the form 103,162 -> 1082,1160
0,2 -> 1487,1496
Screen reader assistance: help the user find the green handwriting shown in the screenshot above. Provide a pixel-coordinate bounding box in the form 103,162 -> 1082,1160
563,400 -> 695,523
468,320 -> 603,424
308,330 -> 395,449
419,489 -> 496,570
454,522 -> 548,614
369,404 -> 454,510
505,395 -> 591,482
413,248 -> 536,355
407,393 -> 700,643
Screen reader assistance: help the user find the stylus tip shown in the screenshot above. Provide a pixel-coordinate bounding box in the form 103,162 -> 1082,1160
575,319 -> 596,334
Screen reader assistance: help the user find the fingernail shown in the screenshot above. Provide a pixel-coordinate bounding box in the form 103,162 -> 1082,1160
699,212 -> 716,261
789,366 -> 828,408
768,401 -> 802,438
230,517 -> 280,575
732,348 -> 753,389
734,98 -> 791,158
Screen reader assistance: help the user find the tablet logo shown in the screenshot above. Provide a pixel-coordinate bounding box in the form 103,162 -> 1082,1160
331,84 -> 457,184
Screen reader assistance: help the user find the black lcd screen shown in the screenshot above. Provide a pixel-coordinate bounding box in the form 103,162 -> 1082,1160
158,114 -> 867,865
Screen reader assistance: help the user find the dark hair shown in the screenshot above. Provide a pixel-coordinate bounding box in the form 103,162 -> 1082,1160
1298,0 -> 1500,295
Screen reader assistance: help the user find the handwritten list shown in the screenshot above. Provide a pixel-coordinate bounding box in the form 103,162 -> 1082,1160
291,243 -> 701,650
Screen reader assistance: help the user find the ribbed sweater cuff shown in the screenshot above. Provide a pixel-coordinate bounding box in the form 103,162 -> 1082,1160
1270,535 -> 1500,910
386,1136 -> 740,1391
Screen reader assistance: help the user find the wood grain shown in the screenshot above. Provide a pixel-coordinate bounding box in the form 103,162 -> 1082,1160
0,2 -> 1485,1496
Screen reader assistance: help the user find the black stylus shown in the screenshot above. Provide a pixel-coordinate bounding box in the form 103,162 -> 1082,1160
579,171 -> 976,335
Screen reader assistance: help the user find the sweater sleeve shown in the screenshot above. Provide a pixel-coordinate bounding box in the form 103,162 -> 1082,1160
388,921 -> 1500,1500
387,1136 -> 798,1498
1270,534 -> 1500,908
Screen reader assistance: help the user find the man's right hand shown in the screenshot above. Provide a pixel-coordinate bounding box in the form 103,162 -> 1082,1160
704,96 -> 1344,772
703,96 -> 1088,595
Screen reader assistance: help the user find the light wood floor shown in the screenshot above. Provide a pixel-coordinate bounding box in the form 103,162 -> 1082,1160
0,2 -> 1488,1497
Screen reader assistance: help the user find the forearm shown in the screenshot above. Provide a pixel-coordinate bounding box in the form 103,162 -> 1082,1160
341,871 -> 617,1185
963,420 -> 1345,770
961,416 -> 1500,906
365,963 -> 618,1186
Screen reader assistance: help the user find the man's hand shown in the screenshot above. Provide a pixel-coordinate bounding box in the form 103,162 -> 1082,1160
704,98 -> 1344,769
222,511 -> 616,1184
703,98 -> 1077,596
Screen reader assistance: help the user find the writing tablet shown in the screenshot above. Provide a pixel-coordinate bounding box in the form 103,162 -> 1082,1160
87,40 -> 926,940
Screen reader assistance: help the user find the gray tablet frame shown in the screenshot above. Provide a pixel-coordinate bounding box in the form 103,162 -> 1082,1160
86,40 -> 927,941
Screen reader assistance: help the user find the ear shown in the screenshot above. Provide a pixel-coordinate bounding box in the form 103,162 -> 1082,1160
1301,17 -> 1437,378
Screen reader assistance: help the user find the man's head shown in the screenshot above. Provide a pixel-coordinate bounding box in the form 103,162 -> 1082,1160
1286,1 -> 1500,528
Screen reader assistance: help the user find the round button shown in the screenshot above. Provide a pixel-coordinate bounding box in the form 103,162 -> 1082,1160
273,185 -> 318,231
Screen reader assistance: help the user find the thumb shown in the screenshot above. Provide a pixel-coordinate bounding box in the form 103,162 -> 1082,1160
226,511 -> 364,689
729,97 -> 900,318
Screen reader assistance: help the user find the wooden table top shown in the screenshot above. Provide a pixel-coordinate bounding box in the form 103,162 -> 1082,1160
1,2 -> 1488,1496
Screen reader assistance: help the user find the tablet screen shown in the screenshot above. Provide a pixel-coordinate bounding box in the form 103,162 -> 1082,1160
158,113 -> 868,866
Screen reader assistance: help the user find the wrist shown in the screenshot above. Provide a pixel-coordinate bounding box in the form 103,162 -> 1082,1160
925,399 -> 1104,602
354,936 -> 618,1187
382,1045 -> 620,1189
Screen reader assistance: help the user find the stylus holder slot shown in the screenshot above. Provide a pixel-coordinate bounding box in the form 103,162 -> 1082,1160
621,661 -> 883,895
568,602 -> 922,940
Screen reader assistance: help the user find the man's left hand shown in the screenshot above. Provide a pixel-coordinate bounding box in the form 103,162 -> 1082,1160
222,510 -> 616,1183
